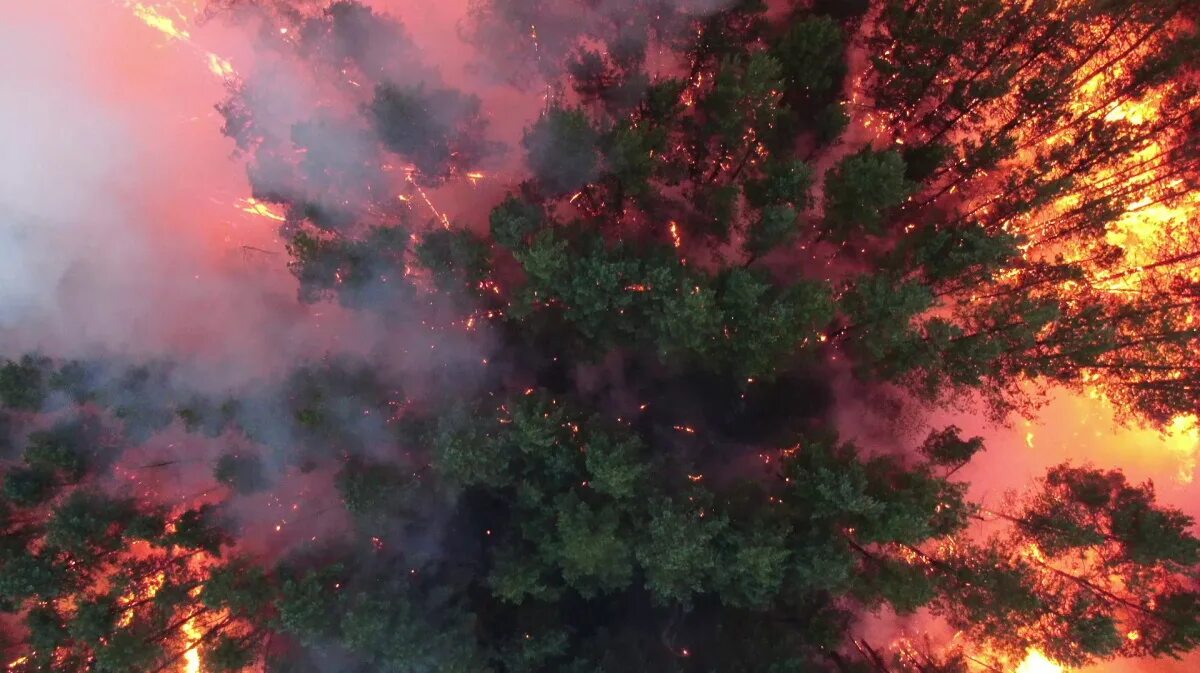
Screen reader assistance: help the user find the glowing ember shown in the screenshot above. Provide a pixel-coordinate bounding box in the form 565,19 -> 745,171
668,221 -> 682,249
1013,649 -> 1064,673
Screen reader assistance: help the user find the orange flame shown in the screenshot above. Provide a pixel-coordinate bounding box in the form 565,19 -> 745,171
1014,649 -> 1064,673
182,617 -> 202,673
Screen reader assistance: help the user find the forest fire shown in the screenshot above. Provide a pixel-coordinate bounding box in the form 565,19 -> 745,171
2,1 -> 1199,673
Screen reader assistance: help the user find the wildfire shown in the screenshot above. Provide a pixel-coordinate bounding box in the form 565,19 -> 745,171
1013,649 -> 1064,673
989,21 -> 1200,481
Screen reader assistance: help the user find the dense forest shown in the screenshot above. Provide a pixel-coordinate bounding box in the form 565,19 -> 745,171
2,1 -> 1199,672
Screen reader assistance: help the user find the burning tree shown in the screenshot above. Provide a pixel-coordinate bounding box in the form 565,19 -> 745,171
5,0 -> 1200,671
0,478 -> 264,673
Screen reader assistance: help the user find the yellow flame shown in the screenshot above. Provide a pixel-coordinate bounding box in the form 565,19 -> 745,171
118,570 -> 166,627
182,617 -> 202,673
238,198 -> 286,222
1014,649 -> 1064,673
1162,414 -> 1199,484
206,53 -> 235,79
129,3 -> 190,40
182,584 -> 206,673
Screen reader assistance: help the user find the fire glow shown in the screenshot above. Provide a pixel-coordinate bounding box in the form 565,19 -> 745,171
6,2 -> 1194,673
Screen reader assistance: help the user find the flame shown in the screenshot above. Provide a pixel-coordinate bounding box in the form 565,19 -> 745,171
118,570 -> 166,627
206,53 -> 235,80
182,617 -> 202,673
668,221 -> 683,249
1162,414 -> 1199,484
128,2 -> 190,40
125,1 -> 238,82
1013,649 -> 1064,673
1023,543 -> 1047,563
238,198 -> 286,222
403,171 -> 451,229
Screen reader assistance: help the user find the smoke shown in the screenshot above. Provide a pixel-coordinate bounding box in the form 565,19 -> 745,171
0,0 -> 345,381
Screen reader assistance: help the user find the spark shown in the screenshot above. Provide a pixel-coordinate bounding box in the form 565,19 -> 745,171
668,221 -> 683,249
